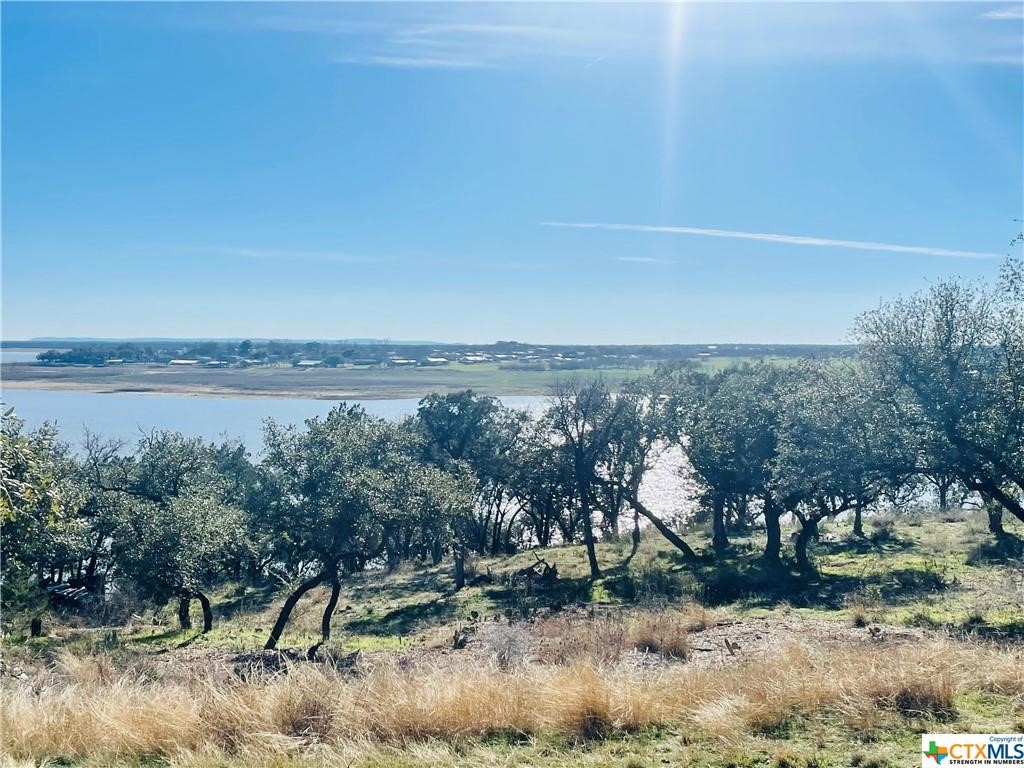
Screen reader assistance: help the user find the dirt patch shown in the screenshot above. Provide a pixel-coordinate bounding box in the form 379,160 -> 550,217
679,616 -> 926,669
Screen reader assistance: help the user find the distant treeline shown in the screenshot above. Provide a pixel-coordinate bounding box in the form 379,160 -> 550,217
20,340 -> 853,369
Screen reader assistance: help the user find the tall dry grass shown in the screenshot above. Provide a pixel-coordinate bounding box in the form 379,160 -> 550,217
531,605 -> 710,663
2,639 -> 1022,764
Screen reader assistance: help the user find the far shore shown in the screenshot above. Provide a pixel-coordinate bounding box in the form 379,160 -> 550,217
0,361 -> 652,400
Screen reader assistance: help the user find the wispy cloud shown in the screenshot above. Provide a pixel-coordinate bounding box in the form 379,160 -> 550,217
251,12 -> 590,70
242,5 -> 1020,71
980,5 -> 1024,20
544,222 -> 1002,260
617,256 -> 672,265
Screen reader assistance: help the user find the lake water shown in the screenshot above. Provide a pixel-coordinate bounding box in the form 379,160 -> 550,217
0,389 -> 546,451
0,388 -> 694,517
1,348 -> 56,363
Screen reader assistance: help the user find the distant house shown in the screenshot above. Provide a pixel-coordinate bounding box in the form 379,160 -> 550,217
461,353 -> 490,364
390,358 -> 417,367
204,360 -> 228,368
295,359 -> 325,368
169,359 -> 200,366
420,356 -> 449,367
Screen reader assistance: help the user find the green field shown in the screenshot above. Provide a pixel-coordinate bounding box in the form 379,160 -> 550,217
3,360 -> 664,398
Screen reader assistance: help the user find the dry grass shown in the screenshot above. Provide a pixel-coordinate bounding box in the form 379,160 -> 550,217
532,605 -> 710,663
3,636 -> 1022,765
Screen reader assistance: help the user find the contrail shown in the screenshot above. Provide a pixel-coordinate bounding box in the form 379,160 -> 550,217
542,221 -> 1002,260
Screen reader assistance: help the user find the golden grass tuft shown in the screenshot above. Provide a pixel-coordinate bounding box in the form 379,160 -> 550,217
532,606 -> 704,663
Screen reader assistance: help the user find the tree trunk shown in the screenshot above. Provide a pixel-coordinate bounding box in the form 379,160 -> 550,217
177,597 -> 192,630
454,551 -> 466,591
30,617 -> 42,638
320,571 -> 341,642
264,569 -> 331,650
196,592 -> 213,633
987,502 -> 1005,537
712,493 -> 729,554
579,482 -> 601,579
763,502 -> 783,566
795,518 -> 818,574
625,493 -> 698,564
853,501 -> 864,537
984,485 -> 1024,525
431,538 -> 443,566
938,481 -> 949,513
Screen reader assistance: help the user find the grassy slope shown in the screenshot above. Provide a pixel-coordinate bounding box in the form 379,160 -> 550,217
3,510 -> 1023,768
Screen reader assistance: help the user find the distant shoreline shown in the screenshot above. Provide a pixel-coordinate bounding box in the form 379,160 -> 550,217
0,362 -> 651,401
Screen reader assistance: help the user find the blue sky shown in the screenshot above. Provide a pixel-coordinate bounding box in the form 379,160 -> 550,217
2,2 -> 1022,344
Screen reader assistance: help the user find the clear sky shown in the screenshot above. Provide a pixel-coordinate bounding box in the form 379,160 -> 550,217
2,2 -> 1022,344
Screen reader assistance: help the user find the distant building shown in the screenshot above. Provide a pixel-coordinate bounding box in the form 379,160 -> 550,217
390,358 -> 417,367
420,356 -> 449,367
169,359 -> 199,365
295,359 -> 325,368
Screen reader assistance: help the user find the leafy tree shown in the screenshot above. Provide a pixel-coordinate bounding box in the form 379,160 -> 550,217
661,364 -> 789,563
259,405 -> 472,649
84,430 -> 246,631
1,410 -> 83,634
508,427 -> 577,549
545,379 -> 627,579
113,488 -> 245,631
595,378 -> 698,562
856,258 -> 1024,534
416,391 -> 528,583
775,363 -> 913,571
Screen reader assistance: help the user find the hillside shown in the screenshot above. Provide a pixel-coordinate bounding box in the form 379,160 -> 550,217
4,510 -> 1023,768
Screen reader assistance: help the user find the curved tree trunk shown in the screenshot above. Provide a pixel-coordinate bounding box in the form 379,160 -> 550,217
320,571 -> 341,642
307,569 -> 342,659
624,492 -> 698,564
265,569 -> 331,650
177,597 -> 192,630
195,591 -> 213,633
